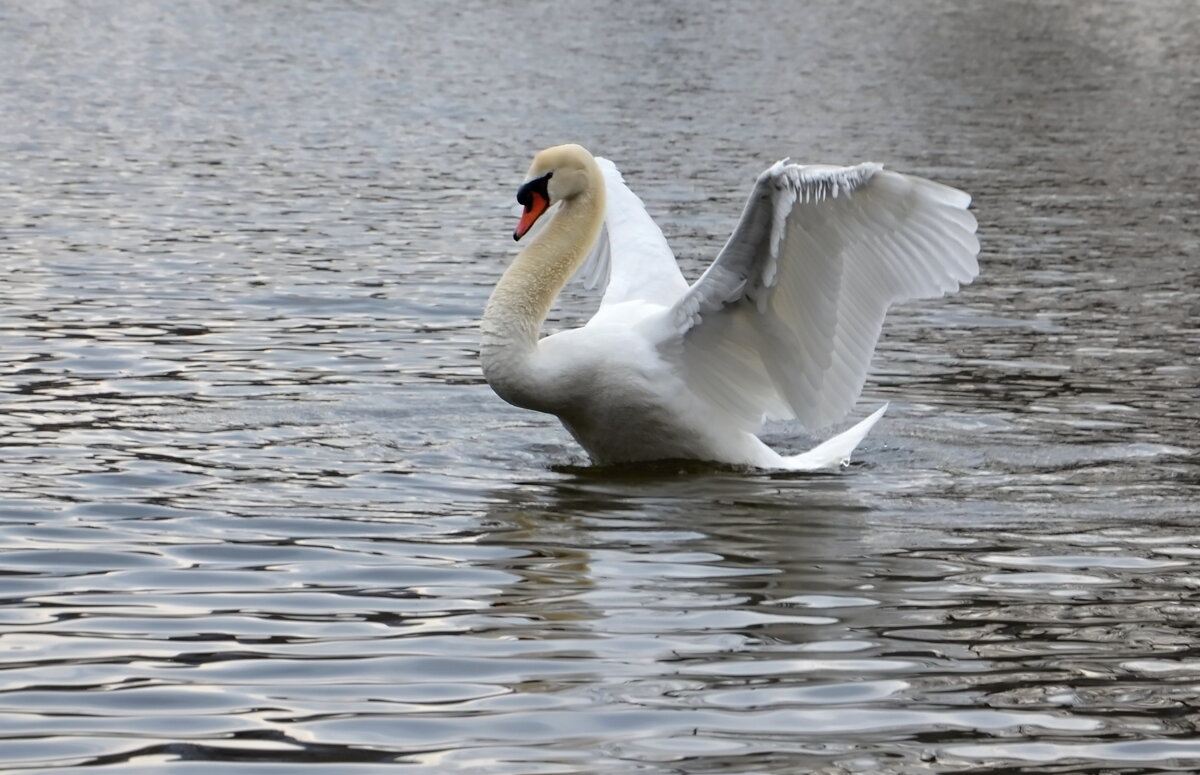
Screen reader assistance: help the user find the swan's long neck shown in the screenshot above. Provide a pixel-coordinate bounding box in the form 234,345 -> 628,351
480,177 -> 605,410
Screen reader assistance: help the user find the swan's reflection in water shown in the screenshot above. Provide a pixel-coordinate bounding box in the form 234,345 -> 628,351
2,0 -> 1198,771
425,472 -> 1196,771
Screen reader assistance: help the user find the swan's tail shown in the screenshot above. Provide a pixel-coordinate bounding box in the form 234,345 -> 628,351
781,404 -> 888,472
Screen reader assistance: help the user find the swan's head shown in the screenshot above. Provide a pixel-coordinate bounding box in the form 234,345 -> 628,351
513,144 -> 597,241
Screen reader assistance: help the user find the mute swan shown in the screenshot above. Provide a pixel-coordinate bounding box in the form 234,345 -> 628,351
481,144 -> 979,470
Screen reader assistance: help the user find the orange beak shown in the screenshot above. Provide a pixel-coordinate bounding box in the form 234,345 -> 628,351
513,192 -> 549,241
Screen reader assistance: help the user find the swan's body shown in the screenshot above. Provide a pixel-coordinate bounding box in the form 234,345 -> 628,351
481,144 -> 979,470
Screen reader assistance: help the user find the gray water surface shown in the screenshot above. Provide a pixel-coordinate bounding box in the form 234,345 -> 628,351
2,1 -> 1199,773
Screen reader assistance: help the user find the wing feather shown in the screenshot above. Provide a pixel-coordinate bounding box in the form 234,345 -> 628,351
667,161 -> 980,432
581,158 -> 689,307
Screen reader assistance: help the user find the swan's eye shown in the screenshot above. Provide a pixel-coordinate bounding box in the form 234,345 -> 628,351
516,171 -> 553,208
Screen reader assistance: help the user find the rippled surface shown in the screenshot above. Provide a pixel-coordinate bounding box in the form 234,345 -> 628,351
2,1 -> 1199,772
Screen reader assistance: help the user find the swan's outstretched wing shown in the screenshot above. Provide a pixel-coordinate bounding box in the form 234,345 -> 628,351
669,161 -> 979,432
574,158 -> 689,307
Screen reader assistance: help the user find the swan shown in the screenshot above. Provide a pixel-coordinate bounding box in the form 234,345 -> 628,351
481,144 -> 979,470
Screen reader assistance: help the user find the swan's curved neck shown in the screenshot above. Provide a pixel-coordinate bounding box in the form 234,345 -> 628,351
481,177 -> 605,410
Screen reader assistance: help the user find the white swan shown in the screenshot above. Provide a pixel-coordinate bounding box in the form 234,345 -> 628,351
481,144 -> 979,470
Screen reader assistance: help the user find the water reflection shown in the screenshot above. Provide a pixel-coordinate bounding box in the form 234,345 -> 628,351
465,476 -> 1200,771
1,0 -> 1199,772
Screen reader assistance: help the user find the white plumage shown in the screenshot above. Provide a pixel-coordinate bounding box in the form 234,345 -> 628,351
480,145 -> 979,470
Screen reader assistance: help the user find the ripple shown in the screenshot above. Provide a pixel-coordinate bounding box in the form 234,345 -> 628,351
768,594 -> 880,608
979,553 -> 1189,570
979,571 -> 1115,586
304,706 -> 1100,749
0,550 -> 176,572
945,738 -> 1200,765
1,1 -> 1199,773
696,679 -> 910,708
682,658 -> 924,676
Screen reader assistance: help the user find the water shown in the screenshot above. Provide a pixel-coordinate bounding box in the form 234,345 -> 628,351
1,1 -> 1198,772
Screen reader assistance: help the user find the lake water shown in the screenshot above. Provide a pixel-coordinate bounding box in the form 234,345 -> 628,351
2,1 -> 1198,773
